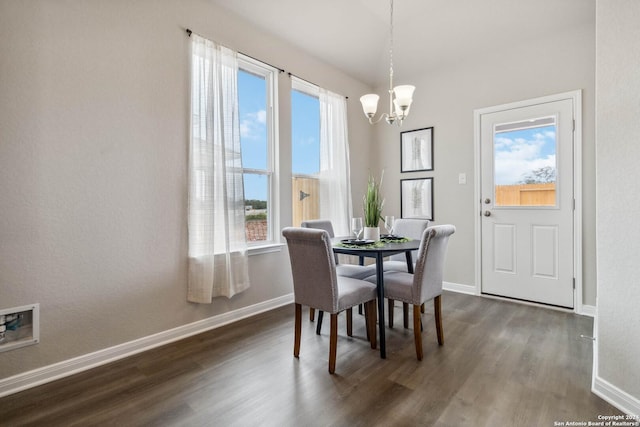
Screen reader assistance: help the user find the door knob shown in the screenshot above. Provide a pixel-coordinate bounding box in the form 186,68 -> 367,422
484,210 -> 491,217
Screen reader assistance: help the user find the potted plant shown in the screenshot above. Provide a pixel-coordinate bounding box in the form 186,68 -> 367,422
363,172 -> 384,240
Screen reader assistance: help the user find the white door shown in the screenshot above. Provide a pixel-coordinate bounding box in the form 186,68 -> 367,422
480,97 -> 574,308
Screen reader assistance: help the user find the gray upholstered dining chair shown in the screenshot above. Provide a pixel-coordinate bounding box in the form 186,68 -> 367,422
383,218 -> 430,272
367,225 -> 455,360
282,227 -> 378,374
301,219 -> 376,326
383,218 -> 429,328
301,219 -> 375,279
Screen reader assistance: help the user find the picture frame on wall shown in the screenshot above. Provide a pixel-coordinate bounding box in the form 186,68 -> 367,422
401,177 -> 434,220
400,127 -> 434,173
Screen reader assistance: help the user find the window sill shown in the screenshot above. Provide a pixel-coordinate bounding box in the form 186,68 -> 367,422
247,243 -> 285,256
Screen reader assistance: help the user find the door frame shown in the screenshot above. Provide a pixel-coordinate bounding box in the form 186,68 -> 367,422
473,90 -> 583,314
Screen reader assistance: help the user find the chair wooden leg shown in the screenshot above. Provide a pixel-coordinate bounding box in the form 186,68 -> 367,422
434,295 -> 444,345
388,299 -> 394,328
316,310 -> 323,335
413,305 -> 423,360
329,313 -> 338,374
309,307 -> 315,322
403,302 -> 409,329
358,304 -> 363,315
366,300 -> 377,349
346,307 -> 353,337
294,303 -> 302,358
364,303 -> 370,341
421,303 -> 425,313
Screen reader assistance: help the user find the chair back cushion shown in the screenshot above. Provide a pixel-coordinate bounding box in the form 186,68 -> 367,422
301,219 -> 339,263
282,227 -> 338,312
413,225 -> 456,303
389,219 -> 430,261
300,220 -> 335,238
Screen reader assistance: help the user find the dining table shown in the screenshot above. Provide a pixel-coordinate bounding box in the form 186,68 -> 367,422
332,237 -> 420,359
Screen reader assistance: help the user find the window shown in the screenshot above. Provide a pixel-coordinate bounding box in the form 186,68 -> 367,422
291,78 -> 321,226
238,57 -> 278,244
290,77 -> 353,235
493,117 -> 557,207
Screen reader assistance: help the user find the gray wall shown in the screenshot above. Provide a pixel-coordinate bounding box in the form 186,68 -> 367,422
3,0 -> 623,394
0,0 -> 373,379
372,19 -> 597,305
595,0 -> 640,404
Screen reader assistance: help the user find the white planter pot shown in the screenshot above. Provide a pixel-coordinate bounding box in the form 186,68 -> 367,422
363,227 -> 380,241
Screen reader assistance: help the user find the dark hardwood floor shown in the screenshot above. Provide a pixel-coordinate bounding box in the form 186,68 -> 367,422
0,292 -> 621,426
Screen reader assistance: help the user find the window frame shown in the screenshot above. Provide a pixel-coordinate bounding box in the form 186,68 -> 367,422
238,55 -> 279,247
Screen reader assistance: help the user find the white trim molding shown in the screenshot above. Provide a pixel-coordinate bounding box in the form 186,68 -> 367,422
0,293 -> 294,398
593,376 -> 640,417
591,306 -> 639,416
580,304 -> 596,317
443,281 -> 476,295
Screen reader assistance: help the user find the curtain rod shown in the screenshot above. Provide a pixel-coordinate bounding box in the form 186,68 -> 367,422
185,28 -> 284,73
288,72 -> 349,100
186,28 -> 347,98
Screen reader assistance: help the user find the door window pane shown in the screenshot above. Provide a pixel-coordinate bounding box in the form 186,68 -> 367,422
494,117 -> 557,207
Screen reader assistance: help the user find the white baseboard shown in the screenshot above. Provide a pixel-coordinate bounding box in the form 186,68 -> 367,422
591,312 -> 639,416
579,304 -> 596,317
443,281 -> 477,295
0,293 -> 294,398
593,375 -> 640,416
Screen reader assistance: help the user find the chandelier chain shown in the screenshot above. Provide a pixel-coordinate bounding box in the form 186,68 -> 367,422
359,0 -> 414,126
389,0 -> 394,81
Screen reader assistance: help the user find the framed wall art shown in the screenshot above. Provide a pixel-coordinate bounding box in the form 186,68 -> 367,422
400,127 -> 434,173
401,177 -> 434,220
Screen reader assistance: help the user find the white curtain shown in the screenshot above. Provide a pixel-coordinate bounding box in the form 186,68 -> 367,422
188,34 -> 250,303
318,88 -> 353,236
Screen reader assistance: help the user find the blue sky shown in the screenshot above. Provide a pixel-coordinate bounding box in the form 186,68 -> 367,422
291,89 -> 320,175
238,70 -> 319,201
238,70 -> 267,201
494,125 -> 556,185
238,70 -> 267,171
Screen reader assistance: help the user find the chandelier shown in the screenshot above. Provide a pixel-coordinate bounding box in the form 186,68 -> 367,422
360,0 -> 415,126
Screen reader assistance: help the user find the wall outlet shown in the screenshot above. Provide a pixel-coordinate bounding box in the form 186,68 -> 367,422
0,304 -> 39,352
459,173 -> 467,184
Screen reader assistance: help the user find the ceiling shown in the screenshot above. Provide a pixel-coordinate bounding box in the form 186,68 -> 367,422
209,0 -> 594,87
